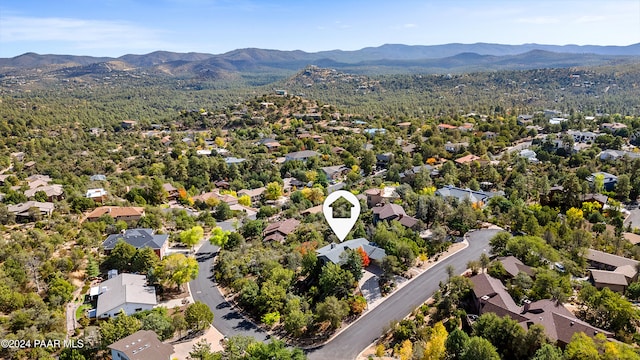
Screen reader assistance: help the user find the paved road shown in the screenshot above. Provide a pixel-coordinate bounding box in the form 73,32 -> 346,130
306,228 -> 502,360
190,240 -> 269,342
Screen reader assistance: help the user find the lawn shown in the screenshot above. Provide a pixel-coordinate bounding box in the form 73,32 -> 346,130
76,304 -> 92,320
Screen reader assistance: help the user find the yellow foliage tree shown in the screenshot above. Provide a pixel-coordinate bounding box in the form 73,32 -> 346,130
418,186 -> 437,196
238,195 -> 251,207
423,321 -> 448,360
214,136 -> 226,147
566,207 -> 584,229
305,170 -> 318,183
398,340 -> 412,360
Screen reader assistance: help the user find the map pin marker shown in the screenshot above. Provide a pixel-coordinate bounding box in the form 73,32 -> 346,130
323,190 -> 361,242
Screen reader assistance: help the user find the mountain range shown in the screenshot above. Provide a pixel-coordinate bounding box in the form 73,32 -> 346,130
1,42 -> 639,81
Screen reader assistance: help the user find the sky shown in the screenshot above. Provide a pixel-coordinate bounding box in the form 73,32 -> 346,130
1,0 -> 639,58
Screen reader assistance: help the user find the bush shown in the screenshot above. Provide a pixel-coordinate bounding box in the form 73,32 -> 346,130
261,311 -> 280,327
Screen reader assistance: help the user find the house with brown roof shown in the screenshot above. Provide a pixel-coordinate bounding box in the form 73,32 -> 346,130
238,187 -> 266,204
121,120 -> 137,129
108,330 -> 173,360
8,201 -> 54,221
498,256 -> 534,278
364,187 -> 399,208
470,273 -> 611,347
86,206 -> 145,222
24,184 -> 64,201
454,154 -> 483,165
263,218 -> 300,243
162,183 -> 179,201
438,123 -> 458,131
372,203 -> 418,229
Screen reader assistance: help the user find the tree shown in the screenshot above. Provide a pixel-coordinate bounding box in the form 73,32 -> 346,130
188,339 -> 218,360
531,344 -> 564,360
397,339 -> 413,360
564,332 -> 599,360
316,296 -> 349,329
446,328 -> 469,360
180,225 -> 204,251
99,310 -> 142,347
106,240 -> 137,272
340,249 -> 364,281
185,301 -> 214,331
209,227 -> 230,248
46,276 -> 74,306
616,174 -> 632,202
265,182 -> 283,200
140,310 -> 174,340
460,337 -> 500,360
131,246 -> 160,274
594,173 -> 605,193
238,194 -> 251,207
479,253 -> 490,273
319,262 -> 355,298
215,201 -> 232,221
356,246 -> 370,267
59,349 -> 86,360
423,321 -> 448,360
566,207 -> 584,229
360,150 -> 376,175
489,232 -> 511,255
160,253 -> 199,290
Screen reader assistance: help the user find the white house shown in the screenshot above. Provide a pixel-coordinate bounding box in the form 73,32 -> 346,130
108,330 -> 174,360
92,273 -> 157,318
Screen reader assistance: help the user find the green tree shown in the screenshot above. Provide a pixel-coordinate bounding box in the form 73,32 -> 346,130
180,225 -> 204,251
531,344 -> 564,360
46,276 -> 74,306
140,310 -> 174,340
209,227 -> 231,248
215,201 -> 232,221
189,339 -> 219,360
360,150 -> 376,175
185,301 -> 214,331
564,332 -> 599,360
460,337 -> 500,360
159,253 -> 199,290
99,310 -> 142,347
616,174 -> 632,202
106,240 -> 137,272
316,296 -> 349,329
340,249 -> 364,281
446,328 -> 469,360
131,246 -> 160,274
58,349 -> 86,360
319,262 -> 355,298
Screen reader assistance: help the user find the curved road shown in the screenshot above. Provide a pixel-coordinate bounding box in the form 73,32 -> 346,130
190,228 -> 501,359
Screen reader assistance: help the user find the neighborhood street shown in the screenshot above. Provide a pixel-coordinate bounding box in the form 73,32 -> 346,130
190,228 -> 500,359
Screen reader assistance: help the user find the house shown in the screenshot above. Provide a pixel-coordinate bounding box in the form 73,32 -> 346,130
263,218 -> 301,243
192,191 -> 238,206
470,273 -> 611,347
458,123 -> 474,132
601,122 -> 627,132
321,165 -> 350,180
437,123 -> 458,131
435,185 -> 502,207
586,249 -> 639,292
108,330 -> 174,360
372,203 -> 418,228
102,229 -> 170,259
519,149 -> 538,163
549,117 -> 568,125
376,153 -> 393,168
316,238 -> 386,265
364,187 -> 399,207
237,187 -> 266,204
400,165 -> 437,181
598,149 -> 640,161
397,122 -> 412,129
86,206 -> 145,222
517,114 -> 534,125
263,140 -> 282,152
196,149 -> 212,156
284,150 -> 320,162
445,142 -> 468,153
224,157 -> 246,165
24,184 -> 64,201
90,174 -> 107,182
454,154 -> 483,165
162,183 -> 179,201
7,201 -> 54,220
121,120 -> 137,129
274,89 -> 287,96
86,188 -> 108,202
483,131 -> 497,139
567,130 -> 599,143
580,193 -> 608,207
93,274 -> 156,318
586,172 -> 618,191
364,128 -> 387,136
498,256 -> 534,278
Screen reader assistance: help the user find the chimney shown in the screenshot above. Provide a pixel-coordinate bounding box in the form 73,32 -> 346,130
523,299 -> 531,313
331,243 -> 336,249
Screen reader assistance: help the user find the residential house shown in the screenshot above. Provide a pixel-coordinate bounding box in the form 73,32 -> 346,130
316,238 -> 386,265
108,330 -> 174,360
519,149 -> 538,163
321,165 -> 350,180
7,201 -> 54,220
372,203 -> 418,228
437,123 -> 458,131
517,114 -> 534,125
0,175 -> 9,185
598,149 -> 640,161
263,218 -> 300,243
376,153 -> 393,169
364,128 -> 387,136
24,184 -> 64,201
586,249 -> 639,293
196,149 -> 212,156
549,117 -> 568,125
162,183 -> 179,201
224,157 -> 246,165
274,89 -> 287,96
498,256 -> 534,278
86,188 -> 108,202
90,174 -> 107,182
397,122 -> 412,129
237,187 -> 266,204
445,142 -> 468,153
86,206 -> 145,222
121,120 -> 137,129
435,185 -> 503,207
102,228 -> 169,259
470,273 -> 611,347
458,123 -> 474,132
364,187 -> 399,208
454,154 -> 483,165
601,122 -> 628,132
284,150 -> 320,162
483,131 -> 497,139
263,140 -> 282,152
580,193 -> 608,207
567,130 -> 599,143
586,172 -> 618,191
93,274 -> 157,318
192,190 -> 238,206
400,165 -> 438,181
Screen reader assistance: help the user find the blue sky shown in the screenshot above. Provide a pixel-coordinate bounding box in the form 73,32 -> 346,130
1,0 -> 638,57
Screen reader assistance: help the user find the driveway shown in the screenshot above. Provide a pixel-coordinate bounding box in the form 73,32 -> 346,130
306,228 -> 501,360
189,241 -> 269,342
624,208 -> 640,230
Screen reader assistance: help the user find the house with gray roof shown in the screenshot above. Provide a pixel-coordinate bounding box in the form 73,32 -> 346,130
586,172 -> 618,191
435,185 -> 503,207
316,238 -> 386,265
7,201 -> 54,221
586,249 -> 639,292
108,330 -> 174,360
284,150 -> 320,162
103,229 -> 169,259
93,273 -> 157,318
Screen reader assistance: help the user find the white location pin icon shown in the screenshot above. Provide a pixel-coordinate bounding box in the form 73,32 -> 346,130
323,190 -> 361,242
